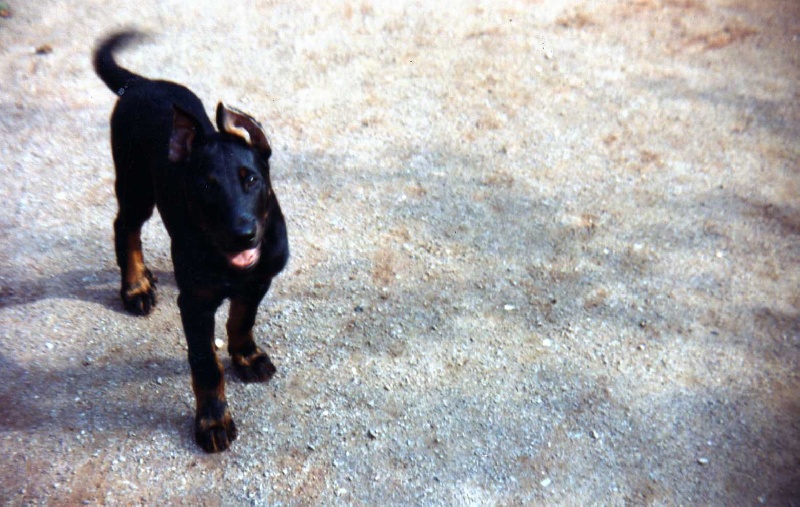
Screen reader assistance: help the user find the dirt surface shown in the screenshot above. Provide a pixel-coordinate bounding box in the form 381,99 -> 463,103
1,0 -> 799,504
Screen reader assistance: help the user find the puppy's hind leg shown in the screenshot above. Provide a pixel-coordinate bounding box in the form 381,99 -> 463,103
112,144 -> 157,315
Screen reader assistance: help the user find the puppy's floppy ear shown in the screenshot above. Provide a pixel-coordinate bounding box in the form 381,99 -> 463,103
168,106 -> 202,162
216,102 -> 272,161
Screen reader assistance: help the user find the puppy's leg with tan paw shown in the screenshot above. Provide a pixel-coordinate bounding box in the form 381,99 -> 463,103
179,292 -> 236,453
227,288 -> 275,383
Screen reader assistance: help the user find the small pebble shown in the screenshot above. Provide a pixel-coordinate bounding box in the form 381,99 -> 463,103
214,338 -> 224,349
504,304 -> 516,311
697,457 -> 709,465
542,338 -> 553,347
540,478 -> 552,487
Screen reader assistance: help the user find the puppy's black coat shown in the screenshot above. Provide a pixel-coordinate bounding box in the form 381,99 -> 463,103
94,31 -> 289,453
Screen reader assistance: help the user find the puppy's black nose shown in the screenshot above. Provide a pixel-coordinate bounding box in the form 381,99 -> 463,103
232,216 -> 257,245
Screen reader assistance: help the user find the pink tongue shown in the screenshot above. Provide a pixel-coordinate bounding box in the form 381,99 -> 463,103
226,247 -> 260,268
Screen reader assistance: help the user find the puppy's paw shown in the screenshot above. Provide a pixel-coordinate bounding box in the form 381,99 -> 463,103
121,268 -> 158,315
232,348 -> 276,383
195,407 -> 237,453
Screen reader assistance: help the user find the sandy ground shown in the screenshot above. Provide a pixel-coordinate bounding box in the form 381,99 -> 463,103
1,0 -> 798,504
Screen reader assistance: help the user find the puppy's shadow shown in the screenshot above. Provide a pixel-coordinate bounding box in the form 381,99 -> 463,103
0,351 -> 199,451
0,268 -> 176,314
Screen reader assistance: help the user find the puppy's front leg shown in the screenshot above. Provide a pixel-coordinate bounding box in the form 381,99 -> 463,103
178,292 -> 236,453
227,282 -> 276,383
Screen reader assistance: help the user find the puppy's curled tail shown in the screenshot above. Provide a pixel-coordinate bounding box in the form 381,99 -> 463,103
93,30 -> 149,94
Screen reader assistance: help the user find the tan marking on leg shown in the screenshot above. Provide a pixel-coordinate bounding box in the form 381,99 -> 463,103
124,230 -> 147,287
227,299 -> 275,382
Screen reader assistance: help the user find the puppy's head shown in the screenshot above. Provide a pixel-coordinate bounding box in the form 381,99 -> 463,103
169,103 -> 274,270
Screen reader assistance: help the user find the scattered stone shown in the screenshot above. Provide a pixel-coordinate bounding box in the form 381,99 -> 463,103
2,4 -> 794,505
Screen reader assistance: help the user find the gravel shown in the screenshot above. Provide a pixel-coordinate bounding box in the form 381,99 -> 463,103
1,0 -> 799,504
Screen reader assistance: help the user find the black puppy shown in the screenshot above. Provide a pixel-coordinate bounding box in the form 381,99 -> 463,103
93,31 -> 289,453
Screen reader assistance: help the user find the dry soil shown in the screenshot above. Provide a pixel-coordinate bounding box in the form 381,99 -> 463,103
0,0 -> 798,505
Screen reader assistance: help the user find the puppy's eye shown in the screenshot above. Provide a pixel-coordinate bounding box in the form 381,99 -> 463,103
239,168 -> 259,190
